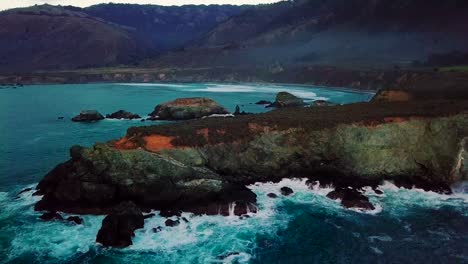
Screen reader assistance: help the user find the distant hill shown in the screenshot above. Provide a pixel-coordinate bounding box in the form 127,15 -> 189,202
0,4 -> 245,73
154,0 -> 468,68
85,3 -> 247,51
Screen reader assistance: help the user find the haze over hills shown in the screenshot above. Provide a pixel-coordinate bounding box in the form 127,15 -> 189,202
1,0 -> 468,73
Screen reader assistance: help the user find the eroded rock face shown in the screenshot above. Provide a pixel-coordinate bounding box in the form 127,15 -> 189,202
149,97 -> 229,120
71,110 -> 105,122
96,201 -> 144,248
106,110 -> 141,120
267,92 -> 305,108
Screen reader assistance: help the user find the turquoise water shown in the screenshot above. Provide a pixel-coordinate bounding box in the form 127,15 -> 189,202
0,83 -> 466,263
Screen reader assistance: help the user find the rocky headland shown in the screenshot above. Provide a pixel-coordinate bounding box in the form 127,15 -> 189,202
34,93 -> 468,246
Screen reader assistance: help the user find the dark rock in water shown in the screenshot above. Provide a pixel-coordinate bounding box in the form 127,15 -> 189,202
255,100 -> 272,105
71,110 -> 104,122
106,110 -> 141,120
152,226 -> 163,233
66,216 -> 83,225
267,193 -> 278,198
40,211 -> 63,221
140,119 -> 146,122
393,177 -> 452,194
311,100 -> 335,107
165,219 -> 180,227
280,187 -> 294,196
143,213 -> 155,219
374,189 -> 383,195
181,217 -> 189,223
57,116 -> 64,120
160,210 -> 182,218
327,187 -> 375,210
266,92 -> 305,108
148,97 -> 229,120
18,188 -> 32,196
96,201 -> 144,248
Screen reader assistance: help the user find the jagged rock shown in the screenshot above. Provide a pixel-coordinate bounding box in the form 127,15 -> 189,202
71,110 -> 104,122
280,187 -> 294,196
66,216 -> 83,225
165,219 -> 180,227
58,116 -> 64,120
106,110 -> 141,120
327,187 -> 375,210
148,97 -> 229,120
267,92 -> 305,108
96,201 -> 144,248
40,212 -> 63,221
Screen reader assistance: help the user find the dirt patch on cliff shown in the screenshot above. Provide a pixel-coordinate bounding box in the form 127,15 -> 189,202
125,100 -> 468,148
143,135 -> 176,152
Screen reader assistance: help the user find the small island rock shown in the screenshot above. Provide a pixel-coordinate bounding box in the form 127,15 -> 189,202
106,110 -> 141,120
149,97 -> 229,120
71,110 -> 104,122
267,92 -> 305,108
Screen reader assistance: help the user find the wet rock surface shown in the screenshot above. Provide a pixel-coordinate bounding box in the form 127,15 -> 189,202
165,219 -> 180,227
280,187 -> 294,196
327,187 -> 375,211
96,201 -> 144,248
71,110 -> 104,122
106,110 -> 141,119
40,212 -> 63,221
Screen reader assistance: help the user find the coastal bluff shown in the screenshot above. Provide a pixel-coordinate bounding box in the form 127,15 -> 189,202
35,100 -> 468,214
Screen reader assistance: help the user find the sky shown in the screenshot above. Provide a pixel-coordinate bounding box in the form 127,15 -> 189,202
1,0 -> 279,10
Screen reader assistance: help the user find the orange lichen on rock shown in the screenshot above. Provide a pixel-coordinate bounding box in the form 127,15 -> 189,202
114,137 -> 137,150
143,135 -> 176,152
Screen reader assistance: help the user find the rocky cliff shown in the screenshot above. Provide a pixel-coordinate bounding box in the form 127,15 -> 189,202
35,100 -> 468,218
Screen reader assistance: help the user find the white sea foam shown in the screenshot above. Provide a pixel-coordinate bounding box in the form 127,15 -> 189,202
202,114 -> 235,119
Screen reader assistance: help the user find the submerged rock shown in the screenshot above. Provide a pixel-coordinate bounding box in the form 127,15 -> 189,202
327,187 -> 375,210
280,187 -> 294,196
40,212 -> 63,221
267,193 -> 278,198
149,97 -> 229,120
66,216 -> 83,225
267,92 -> 305,108
71,110 -> 104,122
96,201 -> 144,248
106,110 -> 141,120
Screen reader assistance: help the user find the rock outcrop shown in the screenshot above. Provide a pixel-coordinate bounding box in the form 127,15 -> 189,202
149,98 -> 230,120
106,110 -> 141,120
96,201 -> 144,248
71,110 -> 105,122
267,92 -> 305,108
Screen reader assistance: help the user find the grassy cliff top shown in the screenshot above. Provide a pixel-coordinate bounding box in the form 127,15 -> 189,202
124,100 -> 468,147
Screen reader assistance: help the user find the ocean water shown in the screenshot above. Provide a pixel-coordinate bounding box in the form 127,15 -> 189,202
0,83 -> 466,263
